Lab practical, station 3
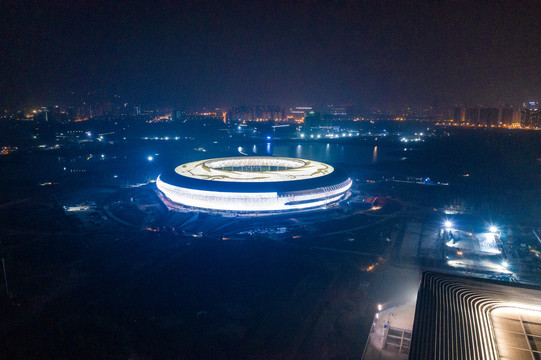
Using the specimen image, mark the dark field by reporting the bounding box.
[0,127,539,359]
[0,191,384,359]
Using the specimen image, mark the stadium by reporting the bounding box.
[156,156,352,212]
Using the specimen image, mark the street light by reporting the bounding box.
[147,156,154,161]
[444,220,453,229]
[489,225,498,233]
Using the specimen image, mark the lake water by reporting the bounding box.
[236,140,404,166]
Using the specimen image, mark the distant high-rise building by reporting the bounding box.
[465,108,480,125]
[228,105,283,123]
[289,106,313,120]
[521,101,540,128]
[303,111,322,132]
[321,104,357,121]
[453,107,465,123]
[479,108,499,126]
[184,112,223,126]
[499,106,518,126]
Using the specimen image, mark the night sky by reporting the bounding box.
[1,0,540,108]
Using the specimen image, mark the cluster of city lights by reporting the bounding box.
[400,137,422,143]
[141,136,188,141]
[299,132,360,139]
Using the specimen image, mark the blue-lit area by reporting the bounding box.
[442,219,511,274]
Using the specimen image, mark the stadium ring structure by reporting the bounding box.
[156,156,352,212]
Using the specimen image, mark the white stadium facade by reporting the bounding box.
[156,156,352,212]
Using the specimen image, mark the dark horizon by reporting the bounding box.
[1,1,540,109]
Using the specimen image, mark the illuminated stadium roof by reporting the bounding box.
[157,156,351,212]
[176,157,333,182]
[410,272,541,360]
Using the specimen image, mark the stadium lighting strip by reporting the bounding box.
[156,156,352,212]
[156,176,352,212]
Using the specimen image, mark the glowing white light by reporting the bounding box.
[444,220,453,229]
[489,225,498,233]
[377,304,382,311]
[157,176,351,212]
[157,157,351,212]
[478,233,501,254]
[175,157,333,183]
[147,156,154,161]
[447,259,511,274]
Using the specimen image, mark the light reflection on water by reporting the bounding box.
[244,142,405,165]
[260,142,403,165]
